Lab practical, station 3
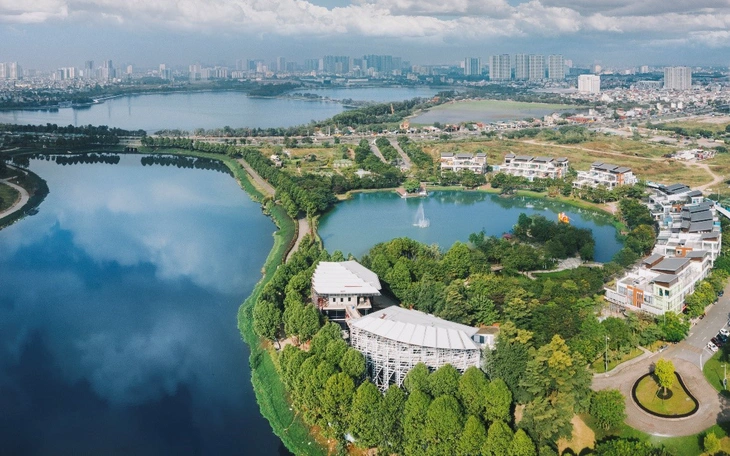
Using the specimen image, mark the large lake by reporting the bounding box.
[0,87,438,133]
[318,191,622,263]
[0,155,289,455]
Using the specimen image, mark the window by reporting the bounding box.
[348,297,352,302]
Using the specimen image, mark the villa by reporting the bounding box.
[499,154,569,181]
[573,162,638,190]
[311,261,381,321]
[439,152,488,174]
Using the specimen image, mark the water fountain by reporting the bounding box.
[413,202,430,228]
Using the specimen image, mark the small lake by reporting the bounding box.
[0,87,438,133]
[0,155,289,455]
[318,191,622,263]
[410,99,579,125]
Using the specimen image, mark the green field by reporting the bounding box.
[0,182,20,212]
[634,374,697,416]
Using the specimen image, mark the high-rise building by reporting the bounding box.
[547,55,565,80]
[84,60,94,79]
[464,57,481,76]
[640,65,649,74]
[664,66,692,90]
[100,60,113,81]
[489,54,511,80]
[323,56,350,74]
[363,55,394,74]
[304,59,320,72]
[514,54,529,80]
[276,57,287,73]
[578,74,601,94]
[528,55,544,80]
[6,62,20,80]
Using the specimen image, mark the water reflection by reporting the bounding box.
[0,155,286,455]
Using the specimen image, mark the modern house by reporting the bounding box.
[347,306,490,391]
[573,162,638,190]
[439,152,488,174]
[604,184,721,316]
[311,261,381,321]
[500,154,569,181]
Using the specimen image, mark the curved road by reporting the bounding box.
[0,179,30,219]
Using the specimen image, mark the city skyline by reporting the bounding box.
[2,0,730,70]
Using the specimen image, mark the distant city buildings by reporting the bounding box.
[547,55,565,80]
[664,66,692,90]
[578,74,601,93]
[0,62,21,80]
[464,57,481,76]
[489,54,511,81]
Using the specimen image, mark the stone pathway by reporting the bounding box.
[369,141,388,163]
[389,138,412,170]
[286,216,310,263]
[237,158,275,198]
[0,178,30,220]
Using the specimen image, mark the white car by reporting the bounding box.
[708,342,719,352]
[720,328,730,337]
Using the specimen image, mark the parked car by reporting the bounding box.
[719,290,724,297]
[712,337,724,347]
[708,342,719,352]
[720,328,730,337]
[718,333,729,343]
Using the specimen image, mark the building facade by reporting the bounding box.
[528,55,545,80]
[547,55,565,80]
[514,54,529,80]
[500,154,569,181]
[464,57,481,76]
[489,54,511,80]
[440,152,488,174]
[348,307,488,390]
[573,162,637,189]
[664,66,692,90]
[578,74,601,93]
[311,261,382,321]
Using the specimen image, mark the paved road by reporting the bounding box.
[237,158,275,197]
[286,217,310,263]
[670,294,730,369]
[0,178,30,219]
[389,138,412,170]
[369,141,388,164]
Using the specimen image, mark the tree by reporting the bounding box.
[590,389,626,430]
[520,394,575,446]
[458,415,488,456]
[654,358,675,396]
[509,429,536,456]
[379,385,406,454]
[429,364,461,398]
[484,378,513,424]
[339,348,366,380]
[458,366,489,418]
[252,300,282,343]
[593,438,669,456]
[348,381,382,448]
[320,373,355,440]
[404,362,431,395]
[660,312,690,342]
[404,178,421,193]
[704,432,721,455]
[403,390,431,455]
[424,395,464,455]
[485,420,514,456]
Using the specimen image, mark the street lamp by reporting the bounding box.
[605,335,610,373]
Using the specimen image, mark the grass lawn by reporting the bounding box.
[590,347,644,373]
[0,182,20,212]
[702,350,730,397]
[634,374,697,416]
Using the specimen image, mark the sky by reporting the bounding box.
[2,0,730,70]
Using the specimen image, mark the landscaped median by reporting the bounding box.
[703,350,730,396]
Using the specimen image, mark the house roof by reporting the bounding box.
[652,274,679,286]
[642,254,665,267]
[312,261,382,296]
[652,257,691,274]
[349,306,480,350]
[688,220,715,233]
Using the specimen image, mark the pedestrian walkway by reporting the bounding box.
[0,178,30,220]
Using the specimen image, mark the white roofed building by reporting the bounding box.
[573,162,637,190]
[348,306,490,390]
[311,261,381,321]
[500,154,569,181]
[439,152,488,174]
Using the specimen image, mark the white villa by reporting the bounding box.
[348,306,492,391]
[439,152,488,174]
[573,162,638,190]
[604,184,721,316]
[500,154,569,181]
[311,261,381,321]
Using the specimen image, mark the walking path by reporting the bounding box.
[389,138,412,170]
[286,216,310,263]
[0,179,30,220]
[237,158,275,197]
[369,141,388,164]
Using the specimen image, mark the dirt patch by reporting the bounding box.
[557,415,596,455]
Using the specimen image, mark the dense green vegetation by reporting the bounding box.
[0,123,145,149]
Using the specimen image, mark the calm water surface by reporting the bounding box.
[318,191,622,262]
[0,155,289,455]
[0,87,436,132]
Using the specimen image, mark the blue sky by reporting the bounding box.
[2,0,729,70]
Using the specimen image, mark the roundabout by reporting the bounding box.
[631,372,699,418]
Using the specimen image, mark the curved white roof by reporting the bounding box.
[312,261,381,295]
[349,306,480,350]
